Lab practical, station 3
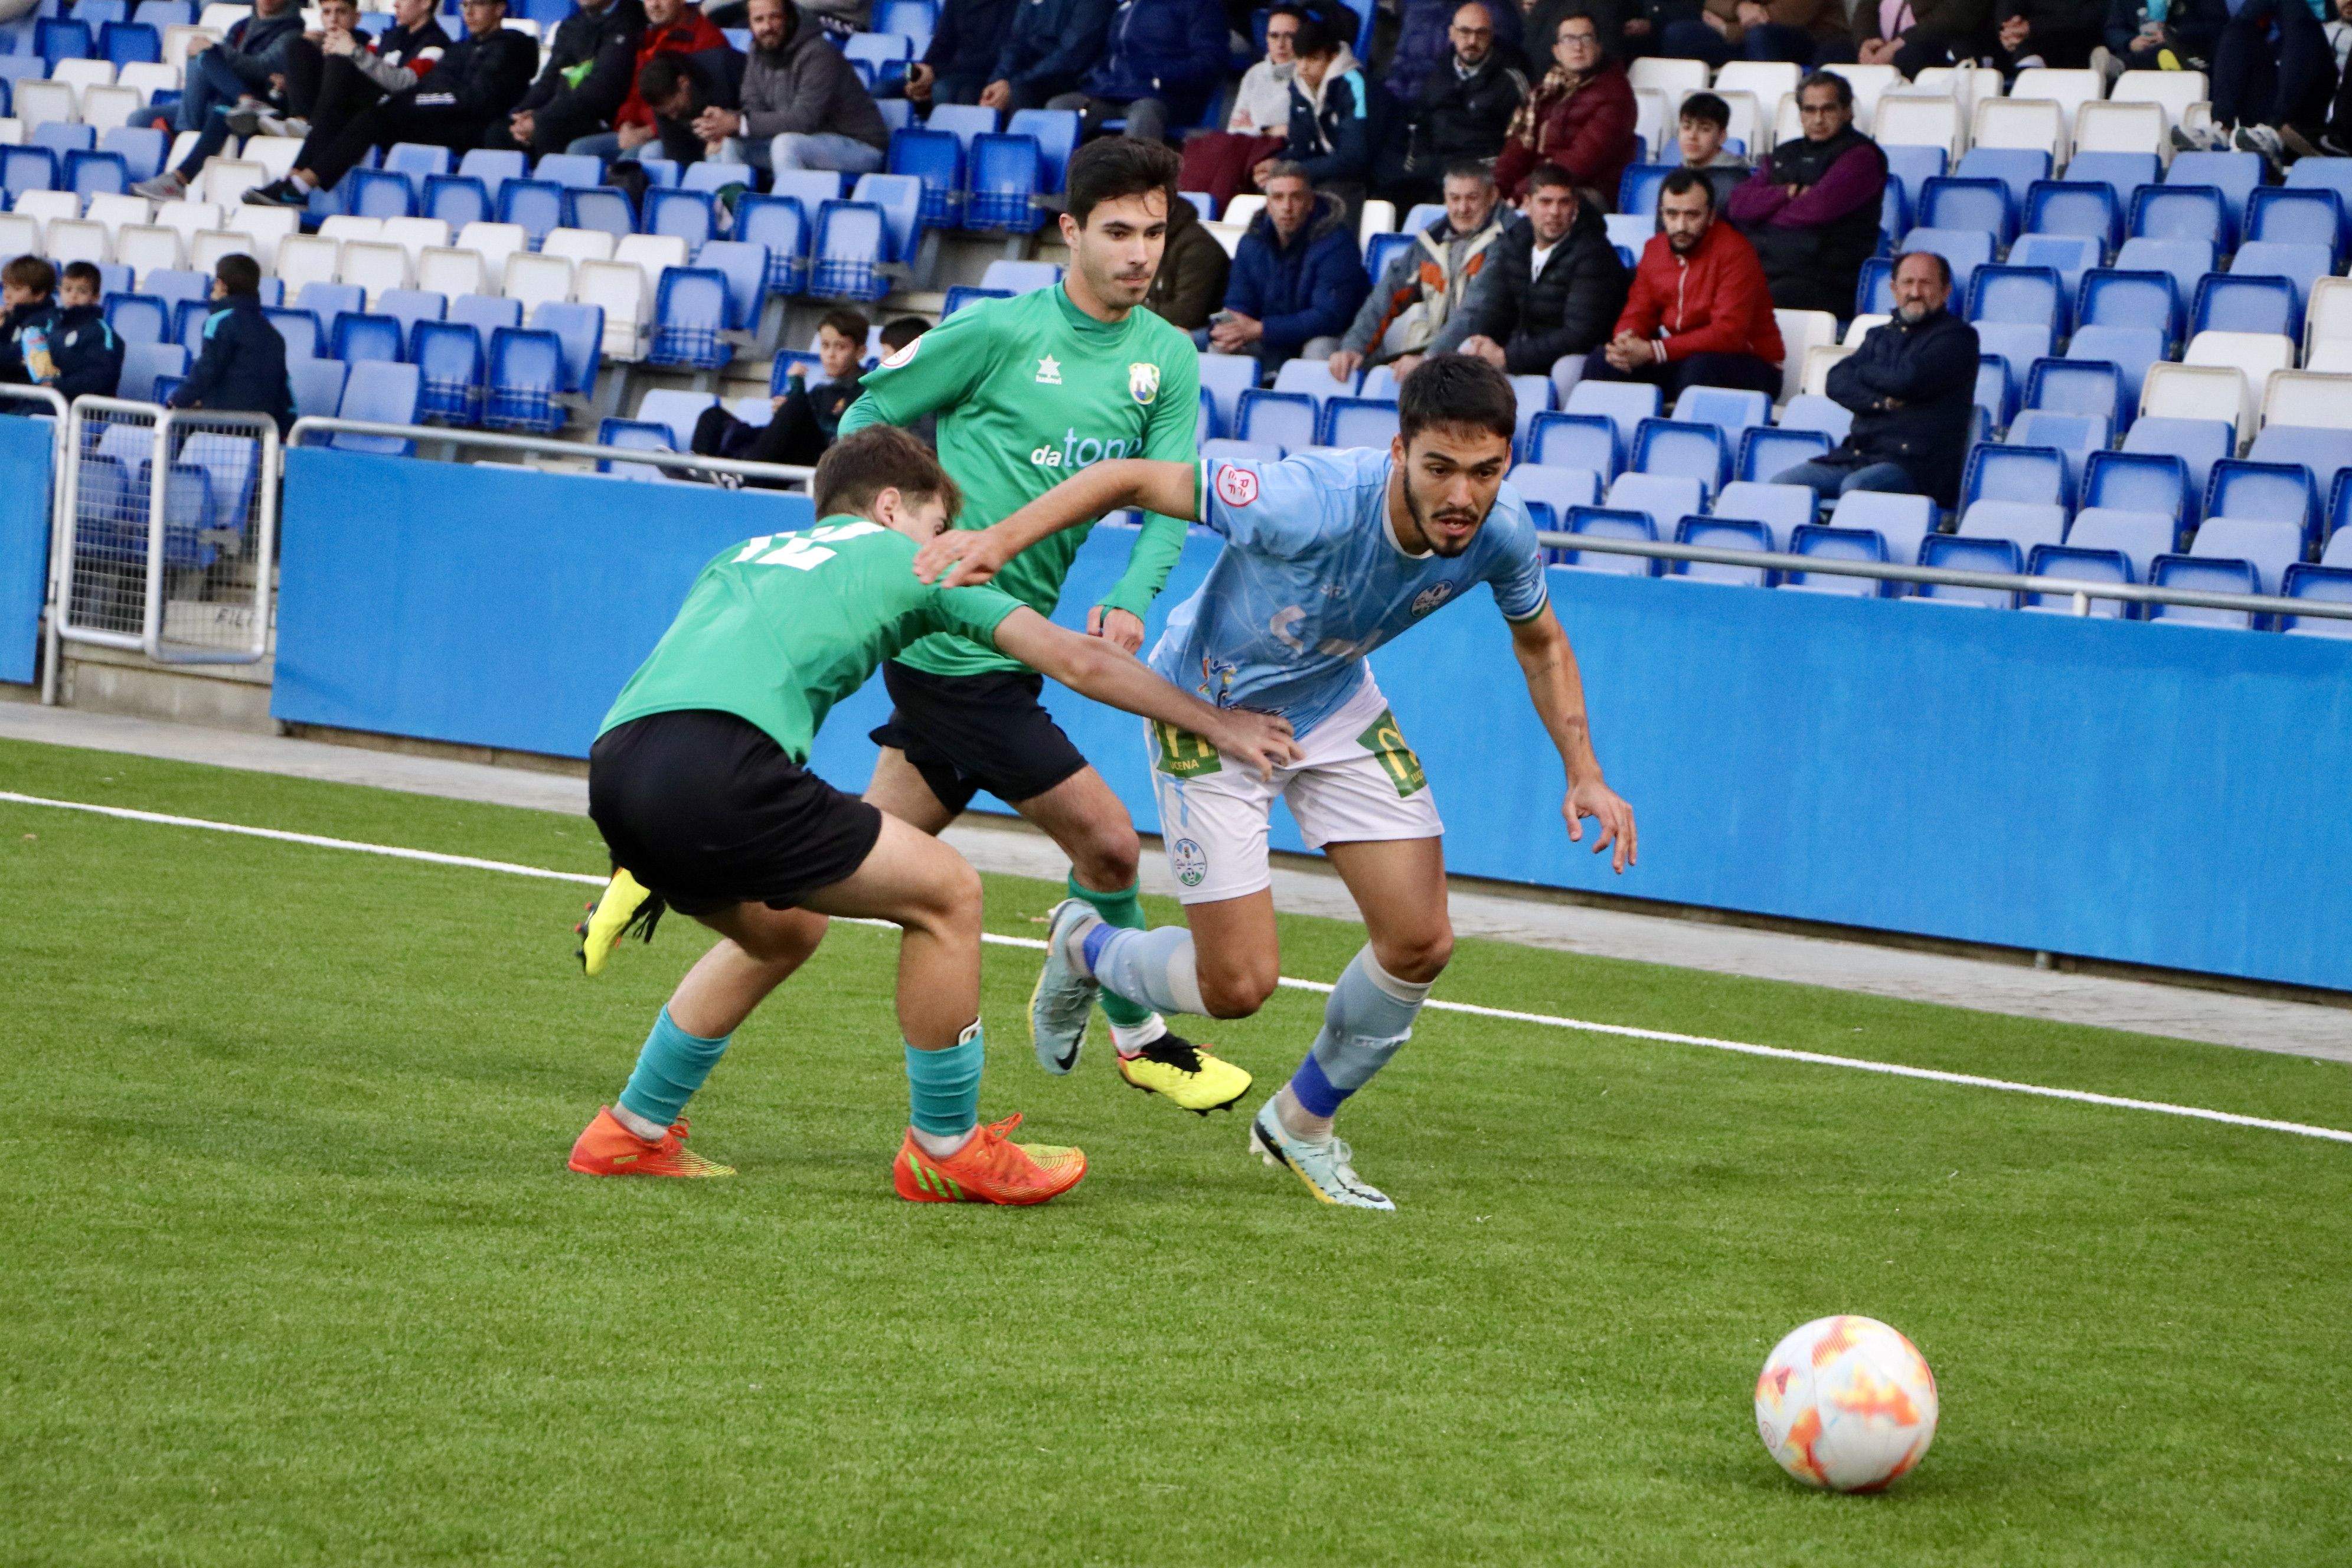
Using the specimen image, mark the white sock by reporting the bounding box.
[1110,1016,1167,1056]
[290,170,315,192]
[1273,1084,1333,1144]
[910,1124,976,1158]
[610,1102,668,1142]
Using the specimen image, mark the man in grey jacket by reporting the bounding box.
[691,0,888,173]
[1325,163,1504,383]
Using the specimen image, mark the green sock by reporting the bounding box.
[1067,873,1154,1030]
[904,1025,984,1138]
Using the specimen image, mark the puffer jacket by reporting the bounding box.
[1826,308,1981,507]
[739,5,887,149]
[1613,217,1784,365]
[1142,194,1232,331]
[1431,200,1628,373]
[514,0,646,126]
[1492,57,1636,205]
[1224,190,1373,360]
[1080,0,1230,123]
[992,0,1117,99]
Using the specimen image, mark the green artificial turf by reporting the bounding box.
[4,735,2350,1567]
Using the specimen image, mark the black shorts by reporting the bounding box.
[867,661,1090,815]
[587,709,884,916]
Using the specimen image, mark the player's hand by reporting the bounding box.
[915,527,1011,587]
[1088,605,1144,652]
[1564,776,1636,874]
[1209,708,1300,781]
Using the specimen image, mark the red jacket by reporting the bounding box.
[1613,218,1785,365]
[1492,58,1636,207]
[612,8,730,129]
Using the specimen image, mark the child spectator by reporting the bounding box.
[695,308,886,477]
[168,254,294,432]
[0,257,126,400]
[1677,91,1751,211]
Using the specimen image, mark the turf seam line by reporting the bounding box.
[9,788,2349,1149]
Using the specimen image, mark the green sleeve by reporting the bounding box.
[1095,342,1204,621]
[837,306,994,437]
[931,582,1027,646]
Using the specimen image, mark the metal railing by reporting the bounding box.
[54,398,281,666]
[2,384,73,705]
[284,417,820,488]
[1537,532,2352,625]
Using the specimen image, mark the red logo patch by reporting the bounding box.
[1215,463,1259,508]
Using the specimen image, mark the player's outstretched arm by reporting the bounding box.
[1508,605,1637,874]
[990,608,1300,780]
[915,459,1201,589]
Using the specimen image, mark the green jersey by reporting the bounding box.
[837,284,1201,678]
[599,518,1025,762]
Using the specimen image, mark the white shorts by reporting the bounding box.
[1145,677,1444,904]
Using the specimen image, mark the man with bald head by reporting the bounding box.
[1385,1,1527,206]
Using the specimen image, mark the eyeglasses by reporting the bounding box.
[1449,24,1491,35]
[1557,28,1598,45]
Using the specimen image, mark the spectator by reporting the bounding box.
[1851,0,1991,71]
[1384,4,1528,208]
[630,51,746,166]
[1386,0,1523,105]
[47,263,126,401]
[245,0,540,207]
[1423,161,1626,400]
[134,0,305,199]
[1660,0,1848,63]
[138,0,367,197]
[567,0,734,159]
[694,306,874,473]
[1529,0,1655,61]
[168,255,294,433]
[1177,4,1304,210]
[257,0,452,150]
[980,0,1117,112]
[1727,70,1886,316]
[1252,12,1386,203]
[1776,250,1977,506]
[2323,0,2352,152]
[1989,0,2106,68]
[1492,9,1638,209]
[900,0,1018,105]
[2204,0,2337,161]
[1675,91,1751,210]
[2104,0,2224,74]
[691,0,885,174]
[1581,168,1783,398]
[484,0,647,159]
[0,257,114,399]
[1142,181,1232,329]
[1331,161,1507,381]
[1051,0,1230,144]
[1210,161,1370,368]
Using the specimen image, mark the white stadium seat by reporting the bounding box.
[1972,96,2067,161]
[274,232,342,293]
[1821,63,1902,132]
[416,244,488,298]
[199,158,264,207]
[113,223,183,279]
[225,202,299,269]
[541,226,616,268]
[377,215,449,267]
[2073,100,2164,159]
[2261,371,2352,432]
[44,218,109,264]
[453,220,525,288]
[576,258,647,360]
[1873,92,1966,158]
[1774,309,1838,404]
[338,239,413,303]
[500,250,573,315]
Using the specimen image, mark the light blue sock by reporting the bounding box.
[1082,922,1207,1018]
[1287,946,1431,1118]
[905,1025,984,1137]
[618,1007,731,1128]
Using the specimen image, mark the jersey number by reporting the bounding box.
[732,521,883,571]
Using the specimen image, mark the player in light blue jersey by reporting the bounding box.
[916,357,1636,1209]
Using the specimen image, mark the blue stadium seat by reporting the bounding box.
[2189,274,2296,347]
[1509,464,1600,520]
[1882,144,1947,218]
[2224,239,2331,318]
[808,200,890,301]
[116,339,184,402]
[528,300,603,395]
[646,268,733,371]
[296,280,363,328]
[494,177,564,244]
[887,127,962,229]
[2165,149,2260,238]
[2146,553,2260,626]
[1897,227,1995,293]
[1616,162,1674,218]
[2026,356,2125,430]
[2022,179,2121,251]
[99,125,164,182]
[1959,497,2066,553]
[447,291,522,342]
[1562,380,1660,453]
[1781,522,1890,596]
[2081,451,2188,534]
[769,169,846,213]
[2183,514,2304,594]
[1955,146,2050,210]
[457,147,525,195]
[2130,182,2229,249]
[1235,388,1317,449]
[1968,264,2064,334]
[1604,473,1705,542]
[32,123,95,161]
[1710,480,1815,550]
[2121,417,2231,520]
[170,297,210,358]
[1965,440,2069,509]
[348,166,416,219]
[1320,396,1399,449]
[1674,384,1769,442]
[693,239,767,330]
[2074,267,2181,344]
[1,145,56,197]
[103,291,165,344]
[2280,560,2352,635]
[534,152,603,188]
[1195,352,1256,437]
[2067,504,2178,581]
[266,306,321,361]
[1555,505,1658,575]
[1916,531,2024,607]
[1775,395,1851,442]
[1737,426,1830,486]
[2284,156,2352,210]
[287,353,347,420]
[411,318,484,423]
[1507,374,1555,453]
[1527,411,1620,477]
[1005,107,1077,190]
[2005,409,2106,496]
[734,194,809,295]
[2245,185,2343,265]
[37,17,92,67]
[2205,458,2320,544]
[329,311,404,365]
[1854,255,1894,316]
[1919,177,2016,244]
[101,19,159,64]
[421,173,488,230]
[678,161,747,197]
[2249,423,2352,506]
[631,389,717,450]
[1974,352,2016,429]
[2060,152,2158,213]
[851,172,925,262]
[1827,489,1934,571]
[2112,237,2213,315]
[1200,437,1282,468]
[1363,229,1416,286]
[647,187,716,247]
[2063,325,2164,408]
[1631,417,1727,496]
[583,416,674,481]
[331,359,423,453]
[968,135,1046,232]
[482,326,567,433]
[1670,514,1774,585]
[2018,543,2133,615]
[562,186,635,241]
[63,148,125,197]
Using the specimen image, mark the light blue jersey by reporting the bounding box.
[1148,446,1551,736]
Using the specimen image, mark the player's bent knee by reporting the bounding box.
[1199,962,1279,1020]
[1378,924,1453,985]
[1070,822,1141,888]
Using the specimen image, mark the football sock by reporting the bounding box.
[289,170,315,192]
[905,1023,984,1157]
[616,1007,731,1133]
[1080,923,1207,1018]
[1283,946,1432,1134]
[1067,874,1157,1034]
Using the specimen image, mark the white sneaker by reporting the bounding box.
[1249,1100,1395,1210]
[1028,898,1101,1076]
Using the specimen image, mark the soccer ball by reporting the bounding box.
[1753,1315,1939,1492]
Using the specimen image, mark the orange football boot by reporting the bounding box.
[892,1113,1087,1205]
[567,1106,735,1177]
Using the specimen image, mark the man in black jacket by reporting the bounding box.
[485,0,648,157]
[1417,161,1628,397]
[246,0,540,206]
[262,0,453,143]
[900,0,1017,104]
[1773,251,1978,508]
[1384,2,1526,207]
[168,255,294,435]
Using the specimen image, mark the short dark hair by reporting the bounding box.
[1525,161,1576,195]
[60,260,102,292]
[1066,135,1181,227]
[1678,91,1729,130]
[2,254,53,294]
[814,425,963,520]
[215,253,262,296]
[817,306,870,344]
[1893,249,1954,288]
[635,54,687,107]
[879,315,928,352]
[1658,166,1716,213]
[1397,353,1517,446]
[1292,12,1338,55]
[1440,159,1494,188]
[1552,6,1605,52]
[1797,69,1853,109]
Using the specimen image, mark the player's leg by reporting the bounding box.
[863,744,961,835]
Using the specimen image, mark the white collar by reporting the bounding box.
[1383,476,1435,559]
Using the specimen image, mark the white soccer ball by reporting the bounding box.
[1753,1315,1939,1492]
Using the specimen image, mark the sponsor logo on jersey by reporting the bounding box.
[1411,582,1456,616]
[1128,361,1159,405]
[1215,463,1259,508]
[1035,354,1062,384]
[1030,427,1144,469]
[1171,838,1208,887]
[879,334,920,370]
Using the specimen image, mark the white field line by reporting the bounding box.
[8,789,2350,1148]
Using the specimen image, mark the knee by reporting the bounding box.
[1376,923,1453,986]
[928,856,985,935]
[1199,963,1278,1020]
[1068,819,1141,888]
[740,909,828,968]
[770,132,805,168]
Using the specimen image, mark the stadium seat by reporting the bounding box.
[808,200,889,302]
[2245,185,2344,266]
[646,186,716,247]
[849,171,925,264]
[2205,458,2320,547]
[1562,380,1659,455]
[423,174,489,230]
[1781,521,1891,595]
[328,311,403,365]
[287,353,347,420]
[1320,396,1399,450]
[1711,480,1815,550]
[1776,395,1851,443]
[2063,325,2164,409]
[1195,352,1255,439]
[2026,357,2126,430]
[561,185,635,243]
[116,337,184,401]
[2183,514,2303,594]
[966,133,1044,233]
[1968,263,2065,335]
[2130,182,2229,250]
[1919,176,2015,244]
[2015,544,2129,618]
[1200,436,1280,469]
[1527,412,1620,478]
[2067,504,2178,580]
[593,416,678,482]
[733,194,808,296]
[2006,409,2107,496]
[2191,272,2296,344]
[2114,418,2230,520]
[2145,553,2260,626]
[541,226,615,269]
[1272,355,1350,406]
[453,220,526,289]
[1673,385,1769,444]
[1630,417,1727,496]
[1616,162,1673,221]
[1234,388,1317,450]
[1005,108,1077,191]
[1965,439,2069,511]
[265,306,321,361]
[533,153,603,189]
[482,326,566,433]
[456,148,525,197]
[103,290,165,345]
[643,267,731,371]
[2280,554,2352,635]
[1555,504,1658,576]
[886,126,961,229]
[1897,226,1994,292]
[1876,92,1965,157]
[330,358,423,453]
[2060,151,2158,211]
[1508,463,1600,520]
[493,177,564,244]
[2021,180,2121,251]
[2080,452,2189,541]
[1736,426,1830,486]
[1826,489,1933,571]
[1853,256,1894,317]
[529,300,602,396]
[1670,514,1773,586]
[1955,146,2049,210]
[1603,472,1704,541]
[1970,96,2064,163]
[694,239,767,330]
[1959,496,2067,553]
[2165,150,2261,237]
[1915,531,2024,608]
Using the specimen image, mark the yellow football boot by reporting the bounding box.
[576,867,662,976]
[1116,1033,1253,1115]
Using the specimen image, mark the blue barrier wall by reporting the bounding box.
[276,456,2352,992]
[0,418,54,686]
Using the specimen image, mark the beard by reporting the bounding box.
[1404,480,1481,557]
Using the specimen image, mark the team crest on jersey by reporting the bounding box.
[1214,463,1258,508]
[880,334,920,370]
[1411,582,1457,616]
[1128,361,1160,405]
